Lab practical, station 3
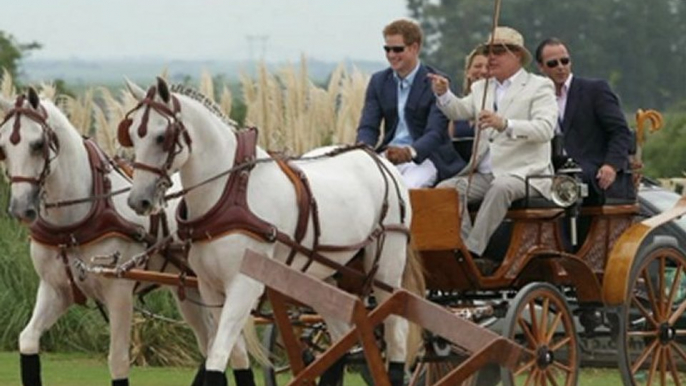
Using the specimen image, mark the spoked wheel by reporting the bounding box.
[261,322,331,386]
[408,336,498,386]
[261,322,375,386]
[618,238,686,386]
[501,282,579,386]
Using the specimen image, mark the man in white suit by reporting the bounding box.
[429,26,558,260]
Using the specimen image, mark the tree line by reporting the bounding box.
[407,0,686,112]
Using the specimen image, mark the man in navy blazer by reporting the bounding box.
[357,19,465,188]
[536,38,634,203]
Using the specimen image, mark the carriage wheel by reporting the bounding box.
[261,322,375,386]
[501,282,579,386]
[262,323,330,386]
[408,336,499,386]
[617,238,686,386]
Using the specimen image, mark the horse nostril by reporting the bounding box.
[24,209,37,221]
[140,199,151,210]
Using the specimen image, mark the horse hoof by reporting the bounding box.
[112,379,129,386]
[203,370,227,386]
[191,362,206,386]
[317,356,346,386]
[389,361,406,386]
[232,368,256,386]
[20,353,42,386]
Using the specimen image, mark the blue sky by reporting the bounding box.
[6,0,409,62]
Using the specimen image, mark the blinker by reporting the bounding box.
[118,118,133,147]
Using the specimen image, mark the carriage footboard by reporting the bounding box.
[240,249,527,386]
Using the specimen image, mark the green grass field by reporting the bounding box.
[0,351,626,386]
[0,352,199,386]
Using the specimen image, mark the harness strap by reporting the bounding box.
[272,229,400,293]
[273,158,320,266]
[176,135,409,294]
[57,248,87,305]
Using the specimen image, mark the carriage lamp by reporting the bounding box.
[551,162,589,247]
[551,175,582,208]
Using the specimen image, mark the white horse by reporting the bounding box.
[0,88,256,386]
[121,78,423,386]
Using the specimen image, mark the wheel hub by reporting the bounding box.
[659,323,676,344]
[536,346,554,368]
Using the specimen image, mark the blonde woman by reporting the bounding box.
[452,49,489,159]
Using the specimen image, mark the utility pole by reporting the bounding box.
[246,35,269,62]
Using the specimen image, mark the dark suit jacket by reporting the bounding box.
[356,64,466,181]
[561,76,634,201]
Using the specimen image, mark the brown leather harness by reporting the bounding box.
[175,128,409,294]
[0,92,188,304]
[28,140,153,304]
[119,88,410,295]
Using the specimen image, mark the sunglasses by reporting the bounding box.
[383,45,406,54]
[480,44,518,56]
[545,57,571,68]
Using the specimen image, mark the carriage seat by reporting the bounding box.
[466,196,564,221]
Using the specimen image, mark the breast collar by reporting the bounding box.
[176,128,276,243]
[29,139,146,247]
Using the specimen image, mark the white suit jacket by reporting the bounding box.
[438,70,558,197]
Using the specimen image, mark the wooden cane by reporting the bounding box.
[463,0,502,216]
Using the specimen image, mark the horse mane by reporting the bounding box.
[41,97,80,138]
[169,84,238,129]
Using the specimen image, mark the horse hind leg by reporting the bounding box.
[20,280,72,386]
[363,234,411,386]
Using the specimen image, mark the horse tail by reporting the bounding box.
[401,247,426,364]
[243,317,271,367]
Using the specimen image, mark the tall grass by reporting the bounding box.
[241,57,369,154]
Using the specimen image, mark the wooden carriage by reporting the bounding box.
[407,185,686,386]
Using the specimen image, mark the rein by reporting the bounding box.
[164,143,372,201]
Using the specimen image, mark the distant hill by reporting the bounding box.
[19,58,387,86]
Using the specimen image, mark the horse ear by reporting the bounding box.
[27,87,40,109]
[157,76,170,104]
[124,77,146,101]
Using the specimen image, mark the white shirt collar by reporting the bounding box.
[394,62,421,88]
[495,68,525,88]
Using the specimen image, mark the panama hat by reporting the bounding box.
[478,26,532,65]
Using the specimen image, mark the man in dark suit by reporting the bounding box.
[357,19,465,188]
[536,37,634,203]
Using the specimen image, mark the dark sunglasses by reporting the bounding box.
[480,44,518,56]
[383,45,406,54]
[545,57,571,68]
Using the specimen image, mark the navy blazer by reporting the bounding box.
[356,64,465,181]
[561,76,634,200]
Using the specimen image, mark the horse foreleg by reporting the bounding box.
[19,280,72,386]
[194,278,257,386]
[202,275,263,386]
[173,287,212,357]
[103,283,134,386]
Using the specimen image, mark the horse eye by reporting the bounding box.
[31,141,45,153]
[155,134,166,145]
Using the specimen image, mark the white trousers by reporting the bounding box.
[438,173,538,255]
[395,159,438,189]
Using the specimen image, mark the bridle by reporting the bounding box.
[118,86,192,188]
[0,94,60,188]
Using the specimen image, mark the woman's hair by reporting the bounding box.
[462,48,486,95]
